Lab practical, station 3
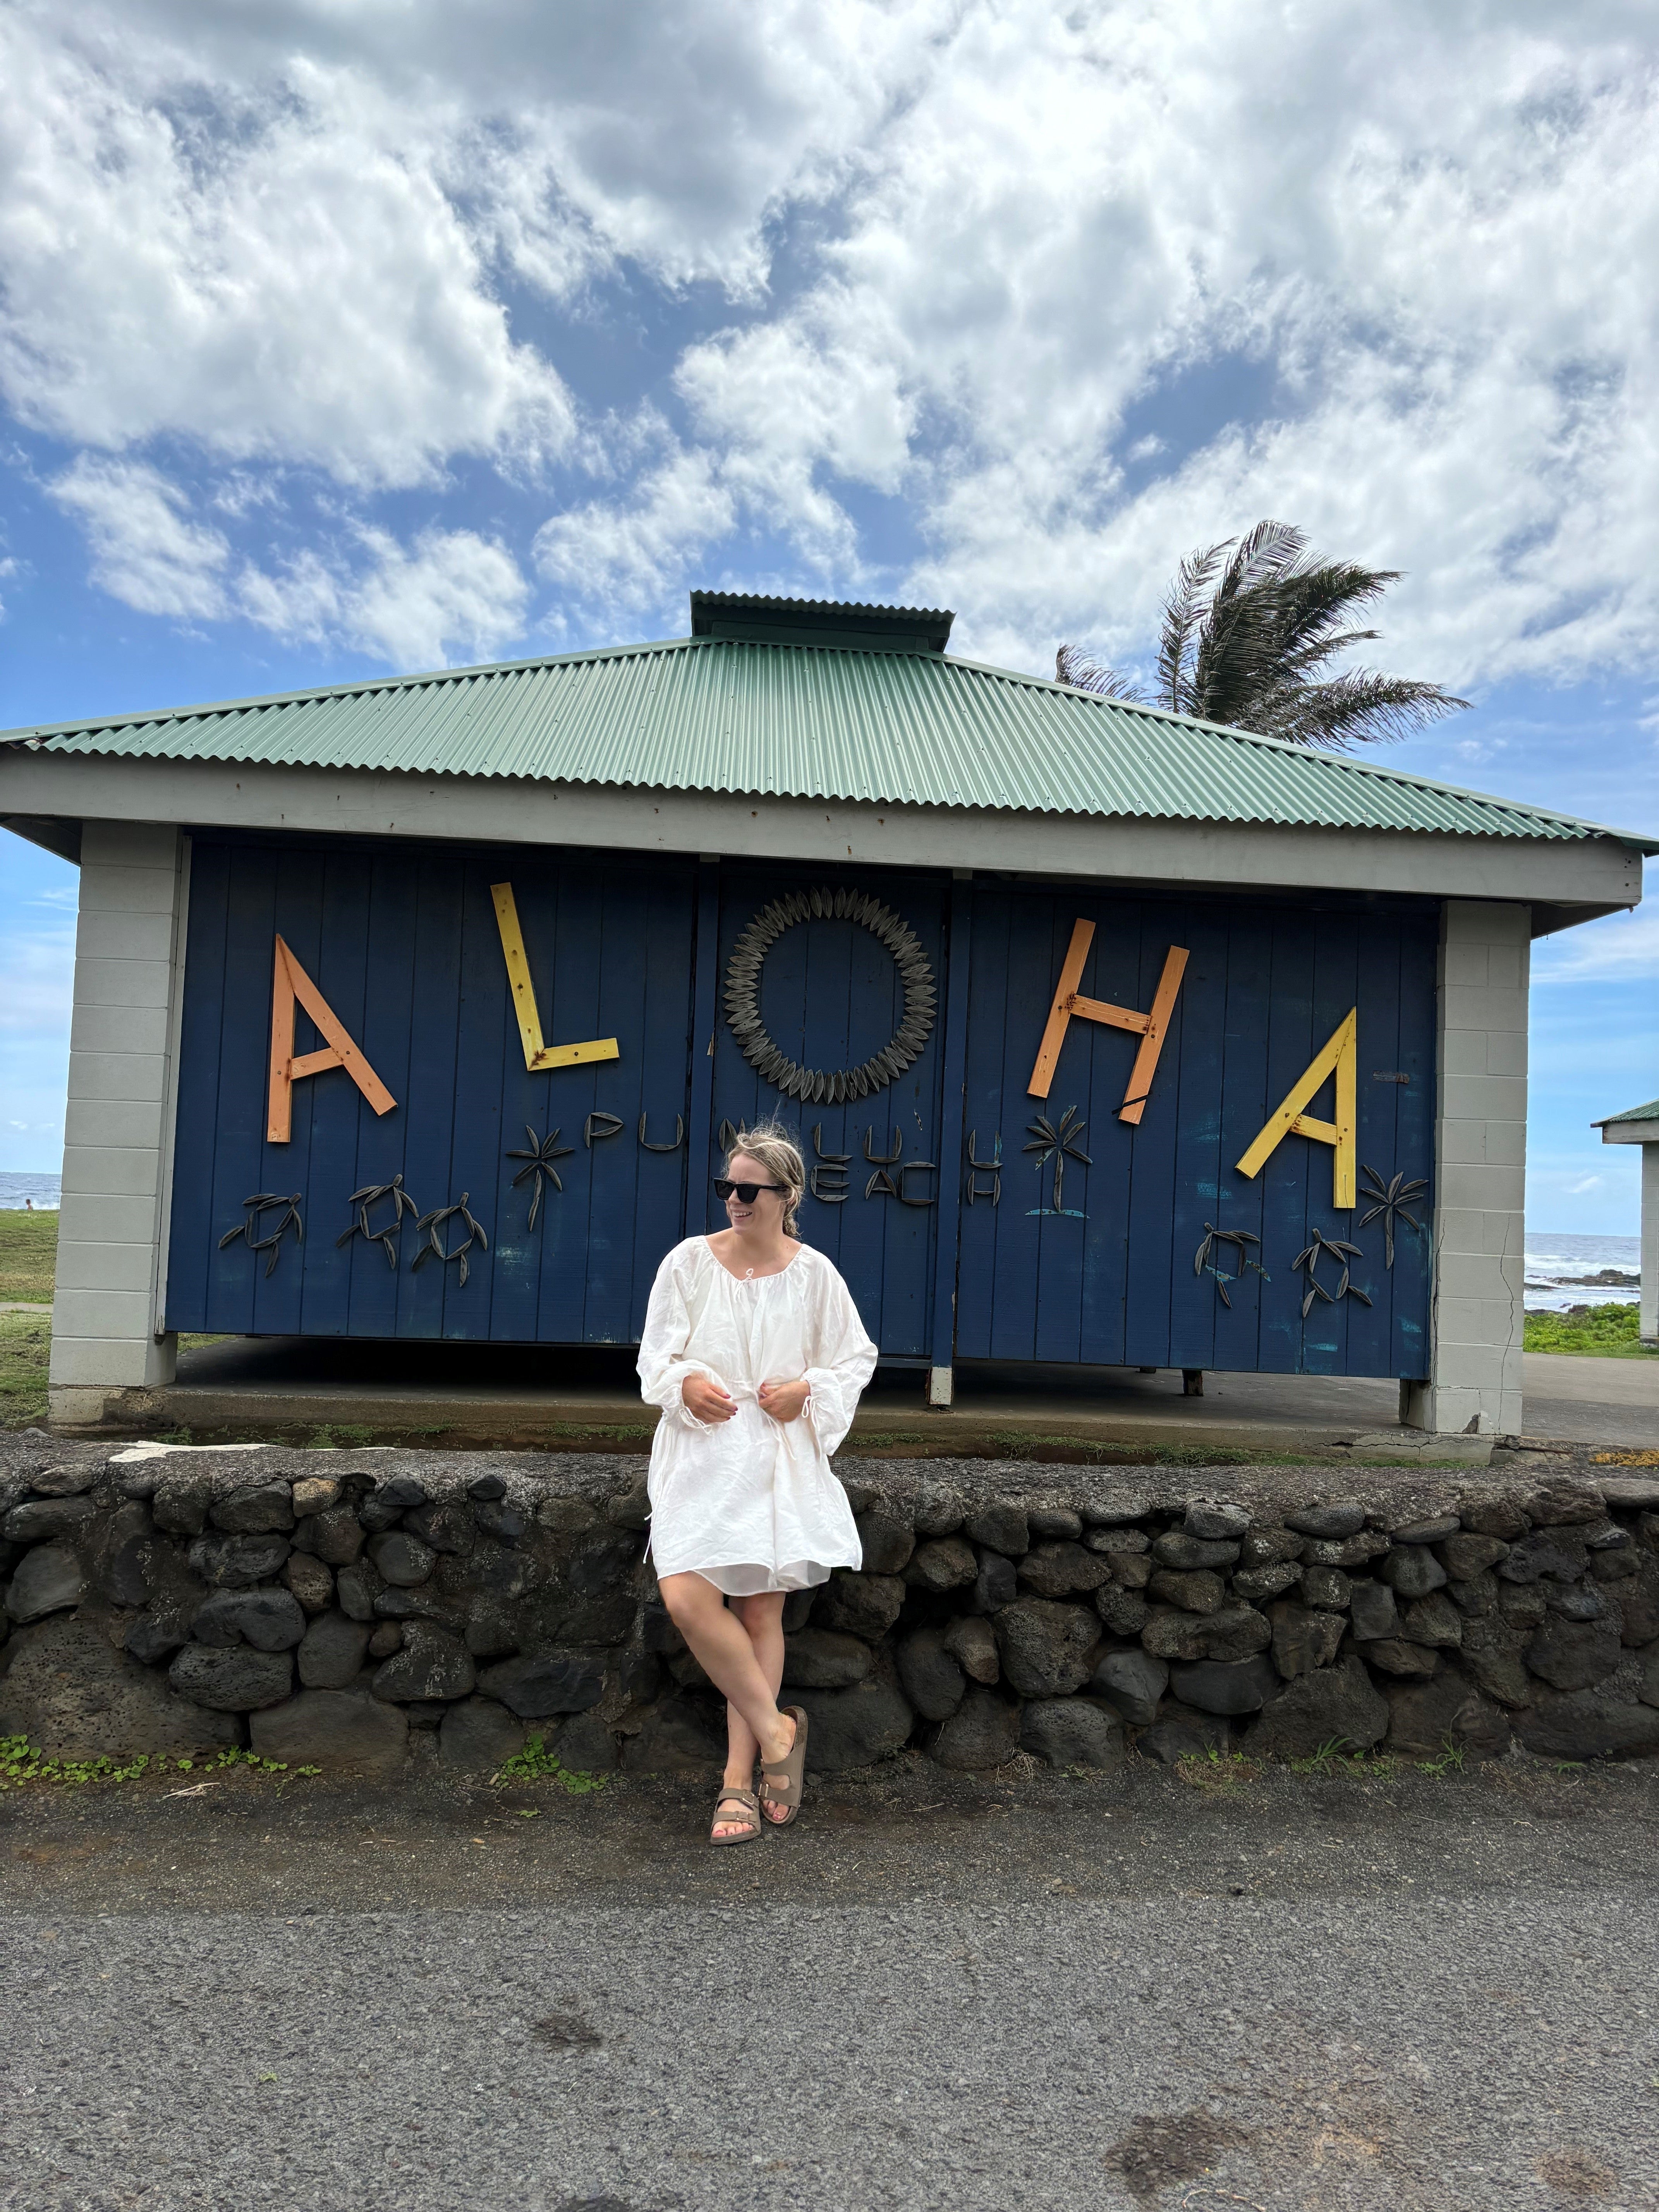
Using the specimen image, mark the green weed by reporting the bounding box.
[0,1736,319,1790]
[1289,1736,1395,1779]
[1175,1745,1259,1791]
[493,1736,608,1794]
[1416,1738,1466,1778]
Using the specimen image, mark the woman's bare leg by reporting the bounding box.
[659,1572,797,1821]
[725,1594,788,1821]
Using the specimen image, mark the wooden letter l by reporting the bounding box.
[267,936,397,1143]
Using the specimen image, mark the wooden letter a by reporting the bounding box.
[267,936,397,1143]
[1235,1009,1357,1209]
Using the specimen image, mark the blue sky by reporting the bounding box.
[2,0,1656,1230]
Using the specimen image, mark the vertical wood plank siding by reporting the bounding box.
[167,835,1435,1375]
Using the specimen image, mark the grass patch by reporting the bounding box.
[493,1735,608,1794]
[1175,1746,1260,1792]
[0,1207,58,1303]
[0,1318,229,1432]
[1416,1738,1466,1778]
[1287,1735,1397,1779]
[1525,1302,1656,1357]
[0,1309,52,1428]
[0,1737,319,1790]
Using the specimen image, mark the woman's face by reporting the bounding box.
[724,1152,788,1237]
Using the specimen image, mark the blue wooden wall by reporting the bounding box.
[951,886,1436,1378]
[166,835,1436,1376]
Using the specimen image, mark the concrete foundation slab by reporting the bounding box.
[44,1333,1511,1464]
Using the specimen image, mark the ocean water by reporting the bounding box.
[1525,1231,1642,1312]
[0,1171,60,1210]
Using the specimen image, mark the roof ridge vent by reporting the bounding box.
[689,589,953,654]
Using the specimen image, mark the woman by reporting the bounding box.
[638,1120,878,1843]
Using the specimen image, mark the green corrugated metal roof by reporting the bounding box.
[1595,1097,1659,1127]
[5,632,1656,850]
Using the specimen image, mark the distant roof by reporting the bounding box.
[1594,1097,1659,1128]
[5,600,1657,850]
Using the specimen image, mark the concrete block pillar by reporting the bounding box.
[49,823,189,1416]
[1644,1145,1659,1347]
[1400,900,1529,1439]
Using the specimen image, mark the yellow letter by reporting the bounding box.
[1235,1009,1357,1209]
[490,884,620,1074]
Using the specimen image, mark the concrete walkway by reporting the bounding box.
[51,1329,1650,1459]
[127,1334,1445,1460]
[1521,1350,1659,1449]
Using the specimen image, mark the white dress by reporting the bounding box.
[637,1237,879,1595]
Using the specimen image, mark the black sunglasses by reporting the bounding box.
[714,1178,787,1203]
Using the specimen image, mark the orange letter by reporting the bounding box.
[1027,919,1188,1124]
[267,937,397,1143]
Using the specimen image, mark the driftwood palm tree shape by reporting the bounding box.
[507,1126,575,1231]
[220,1192,304,1278]
[1193,1223,1267,1308]
[1057,520,1468,751]
[1358,1165,1427,1269]
[412,1193,489,1287]
[1291,1228,1372,1319]
[336,1173,419,1268]
[1025,1106,1092,1216]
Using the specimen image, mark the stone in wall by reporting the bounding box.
[0,1611,238,1758]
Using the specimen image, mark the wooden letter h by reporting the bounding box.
[1026,919,1189,1123]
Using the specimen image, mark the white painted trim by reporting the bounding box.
[0,750,1642,912]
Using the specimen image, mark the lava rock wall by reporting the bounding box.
[3,1442,1657,1775]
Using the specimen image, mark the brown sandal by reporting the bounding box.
[759,1706,809,1828]
[709,1785,763,1846]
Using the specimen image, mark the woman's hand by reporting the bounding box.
[758,1376,810,1423]
[682,1374,737,1424]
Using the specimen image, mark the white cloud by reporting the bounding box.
[240,525,532,668]
[51,453,530,666]
[49,457,230,619]
[1533,897,1659,983]
[334,526,532,669]
[534,445,737,624]
[0,13,574,488]
[9,0,1659,700]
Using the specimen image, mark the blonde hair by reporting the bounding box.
[726,1119,807,1237]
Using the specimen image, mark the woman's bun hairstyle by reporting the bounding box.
[726,1120,807,1237]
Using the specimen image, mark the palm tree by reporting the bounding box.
[1056,519,1468,750]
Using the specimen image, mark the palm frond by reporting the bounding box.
[1134,517,1470,749]
[1269,670,1471,750]
[1156,538,1232,714]
[1054,644,1148,703]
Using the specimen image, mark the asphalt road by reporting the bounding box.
[3,1751,1657,2212]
